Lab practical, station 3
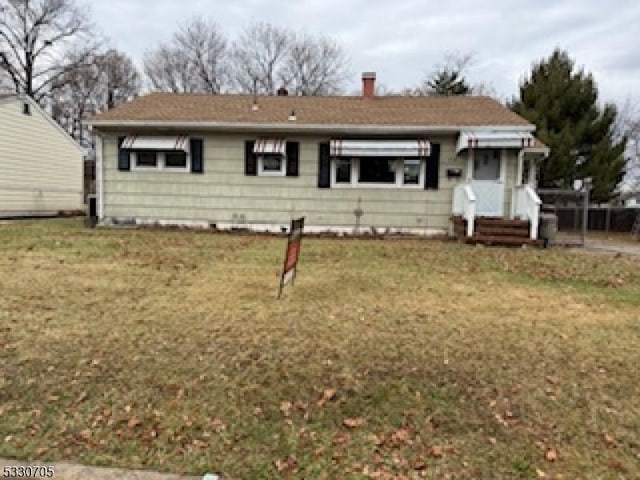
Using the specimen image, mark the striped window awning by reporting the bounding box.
[254,138,287,155]
[330,139,431,158]
[456,131,534,153]
[121,135,189,151]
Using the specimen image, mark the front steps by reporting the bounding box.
[451,216,542,247]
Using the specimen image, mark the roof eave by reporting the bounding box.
[89,120,536,134]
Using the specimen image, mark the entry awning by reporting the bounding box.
[330,139,431,157]
[254,138,286,155]
[121,135,189,151]
[456,131,534,153]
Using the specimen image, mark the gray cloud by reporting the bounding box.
[90,0,640,104]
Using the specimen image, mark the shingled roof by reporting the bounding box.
[91,92,533,128]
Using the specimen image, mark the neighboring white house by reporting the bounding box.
[616,139,640,207]
[0,94,84,217]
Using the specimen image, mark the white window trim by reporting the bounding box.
[258,153,286,177]
[131,151,191,172]
[330,157,426,189]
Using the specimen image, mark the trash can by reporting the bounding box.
[539,213,558,247]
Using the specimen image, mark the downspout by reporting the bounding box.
[95,134,104,220]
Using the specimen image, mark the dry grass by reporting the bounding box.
[1,219,639,479]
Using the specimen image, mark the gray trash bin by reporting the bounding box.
[539,213,558,247]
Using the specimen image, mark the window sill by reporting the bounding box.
[132,166,191,173]
[331,183,425,189]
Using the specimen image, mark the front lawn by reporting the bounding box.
[1,220,639,479]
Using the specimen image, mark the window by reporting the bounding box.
[258,153,285,176]
[22,103,31,115]
[359,157,396,183]
[335,159,352,183]
[403,159,421,185]
[330,156,425,188]
[165,151,188,169]
[131,151,190,171]
[135,151,158,168]
[473,149,501,181]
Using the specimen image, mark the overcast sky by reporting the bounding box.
[92,0,640,105]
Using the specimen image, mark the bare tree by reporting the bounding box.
[615,96,640,141]
[231,23,349,96]
[0,0,99,102]
[283,33,348,95]
[51,48,140,150]
[231,22,289,95]
[100,49,140,109]
[144,17,227,93]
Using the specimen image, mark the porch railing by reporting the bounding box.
[512,185,541,239]
[453,183,477,237]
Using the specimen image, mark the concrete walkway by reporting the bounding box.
[583,237,640,256]
[0,458,203,480]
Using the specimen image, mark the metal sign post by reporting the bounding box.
[278,217,305,298]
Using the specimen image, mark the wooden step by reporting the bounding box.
[475,226,530,237]
[465,235,542,247]
[475,217,529,228]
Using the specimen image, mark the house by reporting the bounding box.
[618,140,639,207]
[89,73,549,244]
[0,94,84,218]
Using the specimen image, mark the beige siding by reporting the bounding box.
[0,98,83,215]
[100,132,518,233]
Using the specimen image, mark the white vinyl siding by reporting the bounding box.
[0,98,83,216]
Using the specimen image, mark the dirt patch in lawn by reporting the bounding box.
[1,220,639,479]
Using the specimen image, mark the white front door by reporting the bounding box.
[472,149,504,217]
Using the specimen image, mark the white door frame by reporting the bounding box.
[467,148,506,217]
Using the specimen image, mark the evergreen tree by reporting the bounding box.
[426,69,471,96]
[510,49,626,201]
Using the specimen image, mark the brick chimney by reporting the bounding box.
[362,72,376,98]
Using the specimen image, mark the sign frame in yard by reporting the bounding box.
[278,217,305,298]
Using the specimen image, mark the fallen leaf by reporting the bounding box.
[74,391,88,404]
[488,437,497,445]
[127,416,141,429]
[370,434,385,446]
[333,432,351,445]
[280,401,292,417]
[545,449,558,462]
[274,455,297,472]
[536,468,547,478]
[603,432,617,447]
[431,445,444,458]
[317,388,337,407]
[546,375,560,385]
[343,417,365,428]
[391,427,412,444]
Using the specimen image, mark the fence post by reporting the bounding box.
[582,184,591,245]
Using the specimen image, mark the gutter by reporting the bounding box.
[88,120,536,134]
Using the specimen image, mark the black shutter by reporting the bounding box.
[425,143,440,190]
[245,140,257,176]
[190,138,204,174]
[286,141,300,177]
[318,142,330,188]
[117,136,130,171]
